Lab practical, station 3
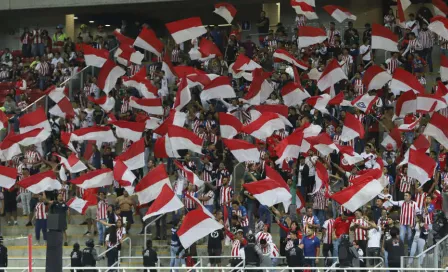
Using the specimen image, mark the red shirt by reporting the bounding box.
[432,194,443,211]
[404,114,416,124]
[333,216,355,238]
[83,188,99,206]
[439,153,447,171]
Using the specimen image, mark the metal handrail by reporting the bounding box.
[4,267,448,271]
[401,233,448,268]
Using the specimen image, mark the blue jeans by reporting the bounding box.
[35,219,47,241]
[205,205,214,215]
[97,219,106,244]
[313,209,325,227]
[400,225,413,252]
[258,205,272,225]
[170,246,185,272]
[332,238,341,264]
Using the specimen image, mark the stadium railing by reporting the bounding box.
[402,233,448,269]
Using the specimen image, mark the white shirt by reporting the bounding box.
[406,20,420,36]
[305,156,318,176]
[51,57,64,66]
[359,45,372,61]
[367,226,382,248]
[361,152,376,168]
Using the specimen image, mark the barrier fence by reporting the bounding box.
[402,234,448,269]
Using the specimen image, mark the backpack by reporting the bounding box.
[338,238,353,267]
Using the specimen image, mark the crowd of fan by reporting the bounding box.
[0,6,448,272]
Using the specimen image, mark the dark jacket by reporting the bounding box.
[143,248,158,267]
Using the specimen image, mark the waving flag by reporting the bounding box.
[328,91,353,107]
[306,93,331,113]
[341,112,365,141]
[398,0,412,24]
[222,139,260,162]
[143,184,184,221]
[331,169,387,212]
[298,26,327,48]
[113,29,135,45]
[44,86,66,103]
[154,135,180,158]
[187,73,219,88]
[372,24,399,52]
[433,0,448,16]
[243,179,291,207]
[317,59,347,91]
[71,169,113,189]
[168,125,203,155]
[135,164,172,204]
[390,68,425,96]
[310,161,329,195]
[273,49,309,70]
[97,60,126,95]
[162,54,177,84]
[67,197,89,215]
[243,69,274,105]
[185,193,214,218]
[70,126,117,143]
[174,160,204,187]
[198,38,223,61]
[113,159,136,194]
[19,107,51,134]
[178,209,223,249]
[291,1,318,20]
[201,76,236,101]
[49,97,75,119]
[292,0,315,6]
[17,170,61,194]
[112,121,146,142]
[219,112,242,139]
[0,165,17,189]
[115,44,144,66]
[242,112,285,140]
[129,97,163,115]
[54,153,87,173]
[398,117,421,132]
[275,131,303,165]
[323,5,357,23]
[363,65,392,91]
[88,95,115,113]
[1,128,51,155]
[214,2,237,24]
[134,26,164,57]
[122,67,158,98]
[232,54,262,72]
[173,75,192,111]
[337,145,364,165]
[381,127,403,150]
[429,16,448,41]
[0,111,8,131]
[308,133,339,156]
[424,112,448,148]
[166,17,207,44]
[395,91,417,118]
[153,110,187,136]
[281,81,310,106]
[250,104,292,127]
[83,44,109,68]
[436,81,448,103]
[407,149,437,185]
[416,94,447,113]
[351,93,378,113]
[116,138,146,170]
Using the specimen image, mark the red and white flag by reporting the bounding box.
[397,0,412,24]
[0,111,8,131]
[17,170,61,194]
[327,91,353,107]
[429,16,448,41]
[116,138,146,170]
[19,107,51,133]
[242,112,285,140]
[168,125,203,155]
[273,49,309,70]
[187,73,219,88]
[112,120,146,142]
[307,133,339,156]
[417,94,447,113]
[243,178,291,207]
[162,54,177,84]
[7,128,51,147]
[71,169,113,189]
[122,67,158,98]
[407,149,437,185]
[166,17,207,44]
[441,54,448,81]
[436,81,448,102]
[351,93,378,113]
[178,209,223,249]
[372,23,399,52]
[214,2,237,24]
[222,138,260,162]
[129,97,164,115]
[363,65,392,91]
[298,26,327,48]
[49,97,75,119]
[323,5,357,23]
[281,81,310,106]
[174,66,206,77]
[88,95,115,113]
[249,104,292,127]
[291,1,318,20]
[113,29,135,45]
[398,117,421,132]
[317,59,348,91]
[154,135,180,158]
[153,109,187,136]
[311,161,329,195]
[185,193,214,218]
[306,93,331,113]
[243,69,274,105]
[83,44,109,68]
[113,159,136,193]
[135,164,172,204]
[292,0,315,6]
[134,26,164,57]
[381,127,403,150]
[97,60,126,95]
[143,184,183,221]
[411,134,430,152]
[0,132,20,161]
[0,165,17,189]
[44,86,66,103]
[232,54,262,72]
[219,112,242,139]
[275,130,303,165]
[67,197,89,215]
[70,126,117,143]
[201,76,236,101]
[433,0,448,16]
[390,68,425,96]
[198,38,223,61]
[137,115,161,130]
[424,112,448,148]
[341,112,365,141]
[173,74,191,111]
[331,169,387,212]
[54,153,87,173]
[395,91,417,118]
[174,160,204,187]
[115,44,144,66]
[337,145,364,165]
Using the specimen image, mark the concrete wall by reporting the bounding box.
[0,0,179,10]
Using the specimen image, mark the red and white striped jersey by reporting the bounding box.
[171,49,181,63]
[353,218,368,240]
[202,190,214,206]
[255,231,273,244]
[121,98,130,114]
[399,175,414,193]
[184,191,197,210]
[25,150,42,168]
[261,243,279,258]
[424,205,434,225]
[83,83,91,98]
[312,188,327,210]
[326,30,340,47]
[66,122,75,133]
[296,15,307,27]
[34,202,47,219]
[59,184,69,202]
[202,162,214,183]
[386,58,400,74]
[220,186,233,206]
[414,192,427,210]
[216,169,230,187]
[408,39,423,53]
[231,239,242,257]
[97,199,108,220]
[333,134,342,145]
[22,33,30,44]
[353,79,364,96]
[208,133,218,145]
[37,62,50,77]
[17,162,25,181]
[129,64,141,77]
[322,218,335,244]
[398,201,419,226]
[32,29,42,44]
[235,208,249,227]
[117,227,126,241]
[302,215,317,233]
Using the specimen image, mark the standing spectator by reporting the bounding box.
[285,239,305,270]
[1,185,18,226]
[53,25,67,49]
[301,228,320,268]
[384,9,396,31]
[384,227,404,270]
[33,194,48,245]
[366,215,382,267]
[332,212,355,260]
[256,11,270,45]
[96,191,108,246]
[31,27,43,57]
[49,193,70,246]
[19,167,32,218]
[350,210,368,261]
[321,211,335,266]
[359,38,372,67]
[207,219,224,268]
[406,13,420,36]
[363,23,372,42]
[418,22,434,72]
[83,188,98,237]
[34,55,50,90]
[115,190,135,231]
[0,236,7,272]
[21,27,31,57]
[143,239,158,272]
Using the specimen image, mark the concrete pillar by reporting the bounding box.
[65,14,75,41]
[262,2,281,31]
